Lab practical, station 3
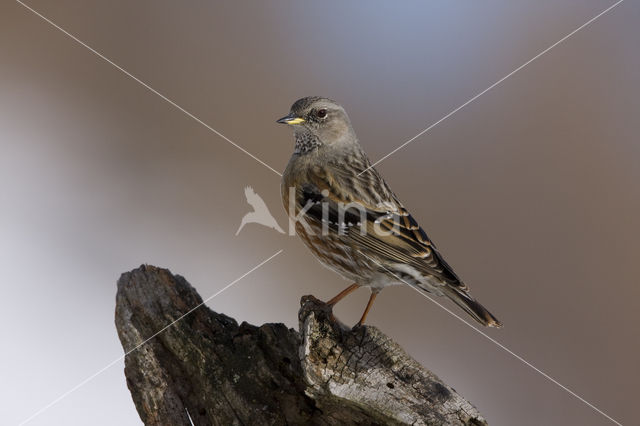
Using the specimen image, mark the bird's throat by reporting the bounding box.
[294,132,322,155]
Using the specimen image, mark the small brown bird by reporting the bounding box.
[278,96,501,328]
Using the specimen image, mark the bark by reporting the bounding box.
[115,265,488,426]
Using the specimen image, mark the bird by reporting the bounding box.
[278,96,502,328]
[236,186,285,235]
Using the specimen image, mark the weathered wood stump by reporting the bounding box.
[115,265,487,425]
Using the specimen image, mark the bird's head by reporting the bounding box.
[277,97,356,151]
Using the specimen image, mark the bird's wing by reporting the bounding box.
[246,188,272,213]
[297,161,466,289]
[245,186,261,204]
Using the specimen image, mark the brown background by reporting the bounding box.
[1,1,638,425]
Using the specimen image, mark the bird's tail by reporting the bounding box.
[441,286,502,328]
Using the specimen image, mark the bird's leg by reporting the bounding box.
[355,289,380,328]
[326,283,359,307]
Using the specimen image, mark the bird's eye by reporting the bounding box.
[316,109,327,118]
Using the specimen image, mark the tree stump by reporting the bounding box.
[115,265,488,425]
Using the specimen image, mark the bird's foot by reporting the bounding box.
[326,303,337,323]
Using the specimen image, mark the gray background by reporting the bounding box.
[1,1,638,425]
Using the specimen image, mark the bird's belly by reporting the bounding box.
[294,221,365,283]
[366,272,405,290]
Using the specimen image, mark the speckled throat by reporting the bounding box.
[294,132,322,154]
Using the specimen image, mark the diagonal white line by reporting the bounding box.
[186,407,196,426]
[360,0,624,176]
[15,0,282,177]
[360,252,623,426]
[18,249,284,425]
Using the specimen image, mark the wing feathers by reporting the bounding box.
[296,177,464,289]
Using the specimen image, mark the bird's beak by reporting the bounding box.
[276,113,305,125]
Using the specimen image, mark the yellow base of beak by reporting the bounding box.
[284,117,305,125]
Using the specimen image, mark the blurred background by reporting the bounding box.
[1,0,638,425]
